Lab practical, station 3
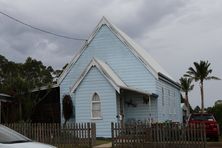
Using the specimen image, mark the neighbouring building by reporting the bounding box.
[0,93,17,123]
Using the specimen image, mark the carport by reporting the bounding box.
[0,93,13,123]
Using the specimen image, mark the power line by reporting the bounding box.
[0,11,87,41]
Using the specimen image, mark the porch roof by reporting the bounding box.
[69,58,153,96]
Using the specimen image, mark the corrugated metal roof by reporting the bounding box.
[98,17,173,81]
[31,84,59,92]
[95,59,127,88]
[110,22,174,80]
[0,93,13,102]
[0,93,11,97]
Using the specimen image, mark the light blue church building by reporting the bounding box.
[57,17,182,137]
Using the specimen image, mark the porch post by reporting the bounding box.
[120,97,124,128]
[149,96,151,125]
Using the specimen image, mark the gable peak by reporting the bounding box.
[57,17,175,84]
[98,16,111,26]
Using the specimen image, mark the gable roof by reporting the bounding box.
[69,58,152,96]
[58,17,175,85]
[69,58,126,94]
[111,23,174,80]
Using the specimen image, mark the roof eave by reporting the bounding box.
[158,73,180,89]
[31,84,59,92]
[69,58,124,94]
[57,17,111,85]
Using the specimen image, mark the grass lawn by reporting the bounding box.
[95,138,111,146]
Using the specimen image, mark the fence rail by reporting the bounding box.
[111,122,207,148]
[4,122,96,148]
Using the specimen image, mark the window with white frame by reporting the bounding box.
[168,89,172,114]
[173,91,176,114]
[92,93,101,118]
[162,87,164,106]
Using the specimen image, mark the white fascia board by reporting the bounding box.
[69,59,96,94]
[95,59,127,88]
[69,58,155,96]
[57,42,88,84]
[105,18,174,81]
[69,58,125,94]
[57,17,110,85]
[120,86,152,97]
[97,67,121,93]
[104,22,159,79]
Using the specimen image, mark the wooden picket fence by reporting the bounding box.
[111,122,207,148]
[4,122,96,148]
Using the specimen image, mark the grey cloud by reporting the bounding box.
[0,0,221,107]
[107,0,188,38]
[0,0,188,60]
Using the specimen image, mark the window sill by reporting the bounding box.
[91,117,103,120]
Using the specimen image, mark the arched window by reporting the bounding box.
[92,93,101,118]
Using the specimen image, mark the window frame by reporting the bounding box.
[91,92,102,120]
[162,87,164,106]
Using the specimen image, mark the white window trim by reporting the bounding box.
[168,90,173,115]
[173,91,177,114]
[162,87,164,106]
[91,92,102,120]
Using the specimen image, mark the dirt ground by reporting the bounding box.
[207,142,222,148]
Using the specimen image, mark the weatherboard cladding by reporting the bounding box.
[60,25,157,95]
[74,67,117,137]
[156,80,182,122]
[124,93,158,123]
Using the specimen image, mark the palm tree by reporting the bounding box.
[179,77,194,115]
[184,60,220,113]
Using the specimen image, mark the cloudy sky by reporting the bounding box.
[0,0,222,108]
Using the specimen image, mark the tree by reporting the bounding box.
[0,55,56,121]
[22,57,53,88]
[193,106,201,113]
[184,60,220,113]
[62,95,73,126]
[207,104,222,134]
[0,54,69,122]
[52,63,68,83]
[0,55,9,86]
[179,77,194,115]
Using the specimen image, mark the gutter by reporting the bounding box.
[158,73,180,89]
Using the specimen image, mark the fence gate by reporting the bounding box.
[111,122,207,148]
